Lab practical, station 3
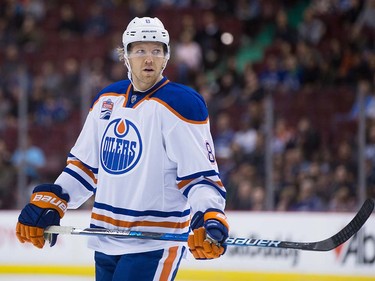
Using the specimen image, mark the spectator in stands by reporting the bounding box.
[213,70,241,112]
[127,0,152,18]
[239,64,265,103]
[174,29,202,84]
[24,0,45,22]
[282,147,308,185]
[340,0,364,25]
[0,139,17,209]
[328,184,357,211]
[17,15,43,53]
[280,54,302,92]
[274,9,298,45]
[291,177,325,211]
[231,117,258,161]
[225,162,258,210]
[298,7,326,45]
[108,61,126,83]
[350,79,375,119]
[292,117,321,161]
[309,0,335,14]
[179,13,197,38]
[0,88,13,132]
[57,4,82,39]
[84,3,109,38]
[10,136,46,184]
[353,0,375,32]
[195,11,224,70]
[232,179,254,210]
[329,164,356,201]
[244,131,266,177]
[213,111,235,162]
[60,57,81,106]
[295,40,322,86]
[250,185,266,210]
[276,184,298,211]
[0,17,14,48]
[259,54,284,91]
[1,44,25,93]
[273,117,295,155]
[38,61,62,93]
[320,38,343,84]
[332,140,358,179]
[365,123,375,165]
[1,0,25,32]
[34,91,71,126]
[234,0,262,37]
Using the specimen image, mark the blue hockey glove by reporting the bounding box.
[187,209,229,259]
[16,184,69,248]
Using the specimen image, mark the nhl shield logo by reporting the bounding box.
[100,118,142,174]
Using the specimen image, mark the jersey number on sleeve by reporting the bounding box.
[205,141,216,163]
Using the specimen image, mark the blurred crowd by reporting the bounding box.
[0,0,374,211]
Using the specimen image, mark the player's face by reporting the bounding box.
[128,42,167,91]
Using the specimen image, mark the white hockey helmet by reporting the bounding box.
[122,17,170,59]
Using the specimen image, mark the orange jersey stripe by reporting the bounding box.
[160,246,178,281]
[121,84,132,107]
[91,213,190,229]
[149,97,209,124]
[177,179,223,189]
[67,160,97,184]
[177,179,194,189]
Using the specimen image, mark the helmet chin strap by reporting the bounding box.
[124,55,168,93]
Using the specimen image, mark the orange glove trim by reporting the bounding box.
[30,191,68,218]
[203,211,229,230]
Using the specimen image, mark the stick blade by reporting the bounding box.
[312,198,374,251]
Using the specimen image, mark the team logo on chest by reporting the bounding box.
[100,118,142,174]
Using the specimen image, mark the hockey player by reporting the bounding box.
[16,17,229,281]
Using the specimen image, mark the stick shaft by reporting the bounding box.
[45,199,374,251]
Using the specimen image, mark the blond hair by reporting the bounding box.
[116,47,125,62]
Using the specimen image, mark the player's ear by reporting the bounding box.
[161,59,168,70]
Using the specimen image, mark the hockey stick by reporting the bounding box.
[45,198,374,251]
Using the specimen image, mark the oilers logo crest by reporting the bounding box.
[100,99,114,119]
[100,118,142,174]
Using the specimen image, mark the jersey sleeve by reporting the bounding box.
[54,109,99,209]
[164,117,226,216]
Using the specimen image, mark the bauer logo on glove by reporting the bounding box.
[31,192,68,216]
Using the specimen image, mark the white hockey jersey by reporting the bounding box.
[55,77,226,255]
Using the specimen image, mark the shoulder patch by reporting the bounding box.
[150,82,208,122]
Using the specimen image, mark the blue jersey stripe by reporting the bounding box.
[63,167,96,193]
[94,201,190,218]
[68,153,99,174]
[182,179,226,199]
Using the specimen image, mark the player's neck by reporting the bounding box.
[131,75,163,92]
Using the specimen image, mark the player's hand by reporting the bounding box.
[16,184,69,248]
[187,210,229,259]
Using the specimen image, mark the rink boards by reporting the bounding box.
[1,210,374,280]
